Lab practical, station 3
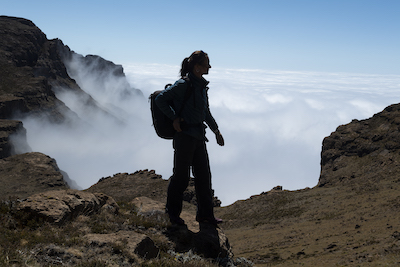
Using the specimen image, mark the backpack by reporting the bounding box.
[149,78,193,139]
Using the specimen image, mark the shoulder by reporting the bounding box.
[171,78,191,92]
[177,77,191,86]
[158,78,189,99]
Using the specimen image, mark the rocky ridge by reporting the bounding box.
[87,171,221,207]
[319,103,400,187]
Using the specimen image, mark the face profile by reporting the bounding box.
[195,57,211,77]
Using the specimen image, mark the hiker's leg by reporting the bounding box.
[192,140,214,219]
[166,133,195,217]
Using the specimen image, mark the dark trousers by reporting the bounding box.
[166,132,214,219]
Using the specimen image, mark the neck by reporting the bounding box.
[189,71,202,80]
[193,72,203,79]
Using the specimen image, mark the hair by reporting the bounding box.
[180,50,208,77]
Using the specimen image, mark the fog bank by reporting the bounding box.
[21,62,400,206]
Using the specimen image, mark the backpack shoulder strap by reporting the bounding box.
[177,77,193,116]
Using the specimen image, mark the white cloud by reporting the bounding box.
[20,63,400,206]
[349,99,384,118]
[263,94,293,105]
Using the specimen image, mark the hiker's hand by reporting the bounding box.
[173,118,182,132]
[215,131,224,146]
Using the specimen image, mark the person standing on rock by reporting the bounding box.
[155,50,224,226]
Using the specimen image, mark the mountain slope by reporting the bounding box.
[215,103,400,266]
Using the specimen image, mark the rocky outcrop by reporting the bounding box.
[0,119,30,159]
[84,232,159,260]
[0,152,69,199]
[16,189,118,225]
[0,16,76,122]
[166,223,233,261]
[319,103,400,187]
[87,170,222,207]
[0,16,141,122]
[10,192,236,266]
[131,196,233,262]
[86,170,169,203]
[183,177,222,207]
[0,15,143,199]
[59,50,143,100]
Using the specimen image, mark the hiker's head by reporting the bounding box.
[180,50,211,78]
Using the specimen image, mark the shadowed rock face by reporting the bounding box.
[0,15,144,197]
[0,16,77,122]
[0,16,141,123]
[0,119,30,159]
[319,103,400,187]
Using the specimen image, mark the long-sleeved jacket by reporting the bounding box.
[155,72,219,141]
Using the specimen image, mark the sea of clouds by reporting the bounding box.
[20,62,400,206]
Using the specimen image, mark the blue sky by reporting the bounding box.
[2,0,399,74]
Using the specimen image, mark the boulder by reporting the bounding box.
[131,196,233,260]
[166,223,233,261]
[88,170,222,207]
[16,189,118,225]
[84,231,159,260]
[0,152,68,199]
[195,223,233,259]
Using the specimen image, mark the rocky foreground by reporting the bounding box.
[0,15,243,266]
[2,179,237,266]
[2,15,400,266]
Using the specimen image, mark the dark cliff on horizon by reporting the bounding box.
[0,15,143,194]
[1,15,400,266]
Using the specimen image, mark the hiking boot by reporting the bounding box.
[168,214,185,226]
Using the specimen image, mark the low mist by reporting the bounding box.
[20,60,400,206]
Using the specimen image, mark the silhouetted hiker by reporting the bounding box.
[155,50,225,226]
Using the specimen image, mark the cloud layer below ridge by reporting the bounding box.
[126,64,400,205]
[21,62,400,206]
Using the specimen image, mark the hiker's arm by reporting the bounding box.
[214,129,225,146]
[205,107,224,146]
[205,109,218,132]
[209,118,224,146]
